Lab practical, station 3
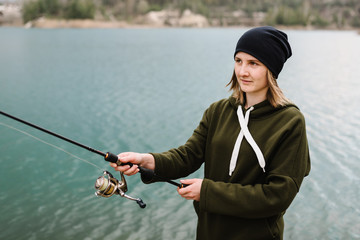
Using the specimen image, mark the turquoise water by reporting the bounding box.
[0,28,359,240]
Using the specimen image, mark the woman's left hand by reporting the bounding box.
[177,178,203,202]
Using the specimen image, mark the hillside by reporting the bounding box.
[1,0,360,29]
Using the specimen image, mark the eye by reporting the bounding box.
[250,61,258,66]
[235,58,242,63]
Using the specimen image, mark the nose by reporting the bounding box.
[237,64,249,77]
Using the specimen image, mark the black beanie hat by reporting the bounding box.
[234,26,292,79]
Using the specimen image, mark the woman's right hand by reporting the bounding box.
[109,152,155,176]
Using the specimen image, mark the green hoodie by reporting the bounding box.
[149,96,311,240]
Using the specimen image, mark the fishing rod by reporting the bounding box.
[0,110,187,208]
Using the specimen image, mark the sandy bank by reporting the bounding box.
[23,9,209,29]
[24,17,131,29]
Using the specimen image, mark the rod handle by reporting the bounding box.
[104,152,188,188]
[104,152,119,163]
[104,152,155,181]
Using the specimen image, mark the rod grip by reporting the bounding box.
[104,152,155,181]
[104,152,133,167]
[104,152,119,163]
[104,151,137,168]
[104,152,135,169]
[104,152,184,187]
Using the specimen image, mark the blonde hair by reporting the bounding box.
[227,69,291,108]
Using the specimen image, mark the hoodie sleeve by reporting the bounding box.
[199,109,311,219]
[200,174,298,218]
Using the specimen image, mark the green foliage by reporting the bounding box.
[312,14,329,28]
[64,0,95,19]
[350,16,360,27]
[21,0,360,28]
[147,4,163,12]
[178,0,209,17]
[41,0,61,15]
[22,0,94,22]
[136,0,150,14]
[22,1,42,23]
[101,0,117,7]
[22,0,61,22]
[268,6,307,26]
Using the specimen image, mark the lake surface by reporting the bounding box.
[0,27,359,240]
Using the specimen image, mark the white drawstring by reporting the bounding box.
[229,106,266,176]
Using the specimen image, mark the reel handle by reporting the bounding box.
[104,152,188,188]
[136,199,146,208]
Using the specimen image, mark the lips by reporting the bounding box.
[240,79,252,84]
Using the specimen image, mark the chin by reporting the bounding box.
[240,86,252,93]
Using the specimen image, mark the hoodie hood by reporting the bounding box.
[228,96,299,120]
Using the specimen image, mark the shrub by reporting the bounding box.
[22,0,43,23]
[64,0,95,19]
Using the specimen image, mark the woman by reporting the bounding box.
[110,26,311,240]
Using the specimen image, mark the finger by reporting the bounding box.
[109,163,117,168]
[180,179,196,185]
[117,152,132,162]
[125,168,139,176]
[177,186,190,195]
[118,153,137,165]
[118,155,130,163]
[117,152,130,158]
[183,195,194,200]
[114,164,131,172]
[123,164,139,176]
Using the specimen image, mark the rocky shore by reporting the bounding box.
[0,3,22,26]
[24,17,128,29]
[1,3,360,31]
[25,9,209,29]
[1,4,210,29]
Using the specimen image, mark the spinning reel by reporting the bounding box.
[94,171,146,208]
[0,111,187,210]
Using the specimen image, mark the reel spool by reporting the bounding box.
[95,171,146,208]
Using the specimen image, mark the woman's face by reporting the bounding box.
[234,52,269,98]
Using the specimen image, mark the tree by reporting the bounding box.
[64,0,95,19]
[22,1,43,23]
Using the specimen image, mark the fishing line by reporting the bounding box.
[0,110,186,188]
[0,120,146,208]
[0,110,187,208]
[0,121,102,170]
